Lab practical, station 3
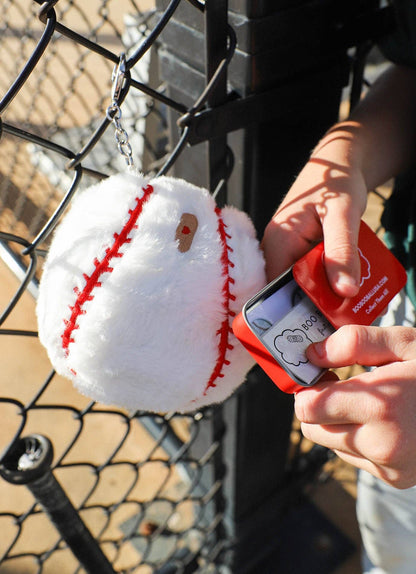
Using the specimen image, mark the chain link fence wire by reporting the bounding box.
[0,1,391,573]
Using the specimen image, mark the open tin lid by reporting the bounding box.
[292,220,407,329]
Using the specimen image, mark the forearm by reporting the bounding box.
[263,64,416,290]
[313,64,416,190]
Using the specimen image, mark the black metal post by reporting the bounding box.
[205,0,229,203]
[224,4,352,573]
[156,0,388,571]
[0,434,116,574]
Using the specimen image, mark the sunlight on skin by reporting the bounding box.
[262,66,416,486]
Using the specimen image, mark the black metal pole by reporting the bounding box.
[204,0,230,554]
[0,434,116,574]
[205,0,229,203]
[222,2,350,572]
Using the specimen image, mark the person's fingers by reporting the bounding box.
[300,418,396,457]
[295,374,374,426]
[307,325,416,367]
[300,421,360,454]
[262,163,366,289]
[320,202,362,297]
[300,420,413,488]
[307,157,367,296]
[262,161,337,281]
[332,450,412,489]
[295,360,416,425]
[262,217,317,281]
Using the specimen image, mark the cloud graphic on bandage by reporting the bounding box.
[274,328,313,366]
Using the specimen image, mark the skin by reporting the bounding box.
[262,64,416,488]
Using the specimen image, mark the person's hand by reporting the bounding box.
[295,324,416,489]
[263,66,416,297]
[262,123,368,297]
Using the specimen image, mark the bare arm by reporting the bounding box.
[262,64,416,488]
[263,64,416,294]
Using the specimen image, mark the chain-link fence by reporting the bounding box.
[0,1,391,573]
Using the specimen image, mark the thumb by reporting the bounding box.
[307,325,416,368]
[321,204,362,298]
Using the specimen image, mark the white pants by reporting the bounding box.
[358,470,416,573]
[357,290,416,573]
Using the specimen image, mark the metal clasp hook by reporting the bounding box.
[111,53,127,103]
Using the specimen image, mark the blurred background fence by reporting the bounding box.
[0,1,391,572]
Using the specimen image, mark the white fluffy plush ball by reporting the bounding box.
[37,172,266,413]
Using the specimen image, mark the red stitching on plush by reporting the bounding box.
[61,183,154,356]
[203,207,236,395]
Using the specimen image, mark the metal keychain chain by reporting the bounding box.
[106,53,134,168]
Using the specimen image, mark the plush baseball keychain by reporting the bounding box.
[36,170,266,413]
[37,56,266,413]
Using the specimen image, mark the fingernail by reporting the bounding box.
[335,273,359,297]
[307,341,326,360]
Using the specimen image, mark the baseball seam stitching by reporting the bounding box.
[203,207,235,395]
[61,183,154,357]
